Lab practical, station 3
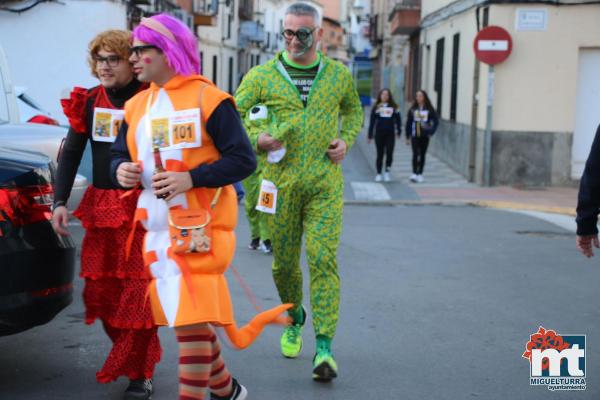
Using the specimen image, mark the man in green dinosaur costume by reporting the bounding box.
[235,2,363,382]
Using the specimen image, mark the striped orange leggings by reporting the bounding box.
[175,323,233,400]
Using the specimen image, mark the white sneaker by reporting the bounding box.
[383,172,391,182]
[216,378,247,400]
[409,173,418,182]
[417,175,424,183]
[259,239,272,254]
[375,174,382,182]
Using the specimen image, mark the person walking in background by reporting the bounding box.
[51,30,160,400]
[405,89,438,183]
[367,88,402,182]
[233,181,245,203]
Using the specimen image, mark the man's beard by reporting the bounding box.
[290,48,308,57]
[287,36,314,58]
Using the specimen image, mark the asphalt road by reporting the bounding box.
[0,127,596,400]
[1,201,599,399]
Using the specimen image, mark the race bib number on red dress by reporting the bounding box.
[92,108,124,142]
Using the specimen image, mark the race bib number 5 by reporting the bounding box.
[256,179,277,214]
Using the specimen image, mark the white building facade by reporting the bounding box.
[236,0,324,79]
[420,0,600,186]
[0,0,129,124]
[0,0,194,124]
[196,0,239,93]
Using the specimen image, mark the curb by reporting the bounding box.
[472,200,576,217]
[343,199,576,216]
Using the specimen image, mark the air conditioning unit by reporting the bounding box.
[171,9,194,30]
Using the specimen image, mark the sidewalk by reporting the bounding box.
[350,119,578,216]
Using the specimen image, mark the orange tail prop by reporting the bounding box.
[223,303,293,349]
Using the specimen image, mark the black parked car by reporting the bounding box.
[0,146,75,336]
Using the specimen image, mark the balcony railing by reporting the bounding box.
[391,0,420,11]
[389,1,421,35]
[239,21,265,47]
[193,0,218,15]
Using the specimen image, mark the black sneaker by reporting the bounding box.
[312,350,338,382]
[211,378,248,400]
[248,237,260,250]
[261,239,273,254]
[124,378,153,400]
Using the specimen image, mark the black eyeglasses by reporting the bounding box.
[94,55,122,68]
[282,27,316,42]
[129,45,161,57]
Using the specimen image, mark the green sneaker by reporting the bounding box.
[280,306,306,358]
[312,350,338,382]
[280,323,303,358]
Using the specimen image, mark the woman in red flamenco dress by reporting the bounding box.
[51,30,160,400]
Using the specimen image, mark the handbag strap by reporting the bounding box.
[168,210,211,230]
[210,187,222,208]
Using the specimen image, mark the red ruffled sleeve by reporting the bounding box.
[60,87,88,134]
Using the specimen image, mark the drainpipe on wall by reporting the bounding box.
[469,57,480,183]
[483,64,495,186]
[469,5,488,184]
[422,28,429,90]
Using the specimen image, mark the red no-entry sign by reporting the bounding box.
[474,26,512,65]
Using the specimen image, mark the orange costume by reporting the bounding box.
[117,75,291,347]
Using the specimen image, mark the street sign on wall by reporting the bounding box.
[473,26,513,65]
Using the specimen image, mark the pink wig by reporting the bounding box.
[133,14,200,76]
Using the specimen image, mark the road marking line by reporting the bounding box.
[350,182,391,201]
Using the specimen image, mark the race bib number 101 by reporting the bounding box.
[151,108,202,150]
[173,123,195,145]
[171,109,201,148]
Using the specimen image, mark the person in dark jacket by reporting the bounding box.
[405,89,439,183]
[368,88,402,182]
[576,124,600,257]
